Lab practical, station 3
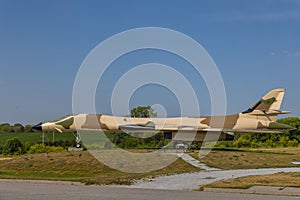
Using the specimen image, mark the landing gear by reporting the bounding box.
[68,132,84,152]
[75,132,81,148]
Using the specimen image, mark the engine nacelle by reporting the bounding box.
[163,131,235,142]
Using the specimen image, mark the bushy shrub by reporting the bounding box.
[28,144,64,154]
[233,137,251,148]
[44,140,76,149]
[2,138,24,155]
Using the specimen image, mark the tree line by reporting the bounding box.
[0,123,34,133]
[218,117,300,148]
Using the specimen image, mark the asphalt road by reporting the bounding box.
[0,180,299,200]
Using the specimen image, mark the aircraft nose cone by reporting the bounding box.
[32,123,43,131]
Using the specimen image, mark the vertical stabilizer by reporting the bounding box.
[242,88,287,120]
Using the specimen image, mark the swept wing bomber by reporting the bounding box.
[33,88,294,145]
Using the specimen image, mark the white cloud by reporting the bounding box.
[213,10,300,21]
[207,0,300,22]
[294,52,300,57]
[269,50,300,57]
[282,50,289,55]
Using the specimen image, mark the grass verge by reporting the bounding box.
[204,172,300,189]
[192,147,300,169]
[0,150,200,185]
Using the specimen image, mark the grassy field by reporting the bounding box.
[0,132,76,146]
[192,147,300,169]
[204,172,300,189]
[2,133,300,187]
[0,150,201,185]
[193,147,300,189]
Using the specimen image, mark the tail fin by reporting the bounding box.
[242,88,290,120]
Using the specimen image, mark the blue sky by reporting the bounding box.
[0,0,300,124]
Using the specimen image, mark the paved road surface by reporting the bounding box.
[0,180,299,200]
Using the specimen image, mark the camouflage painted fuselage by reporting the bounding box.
[33,88,294,141]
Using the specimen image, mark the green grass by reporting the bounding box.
[0,132,76,146]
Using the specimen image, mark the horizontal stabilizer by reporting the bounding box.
[248,109,291,116]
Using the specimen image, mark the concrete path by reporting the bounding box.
[177,153,220,171]
[131,167,300,190]
[129,153,300,191]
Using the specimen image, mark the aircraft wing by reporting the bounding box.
[200,128,284,134]
[118,124,285,134]
[225,129,284,134]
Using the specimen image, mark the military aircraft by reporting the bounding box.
[33,88,294,146]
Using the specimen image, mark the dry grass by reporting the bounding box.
[205,172,300,189]
[195,148,300,189]
[192,147,300,169]
[0,150,200,185]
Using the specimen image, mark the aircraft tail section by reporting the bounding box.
[242,88,290,120]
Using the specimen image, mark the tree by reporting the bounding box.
[277,117,300,130]
[12,123,24,132]
[2,138,24,155]
[0,123,10,133]
[24,125,33,132]
[130,106,157,118]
